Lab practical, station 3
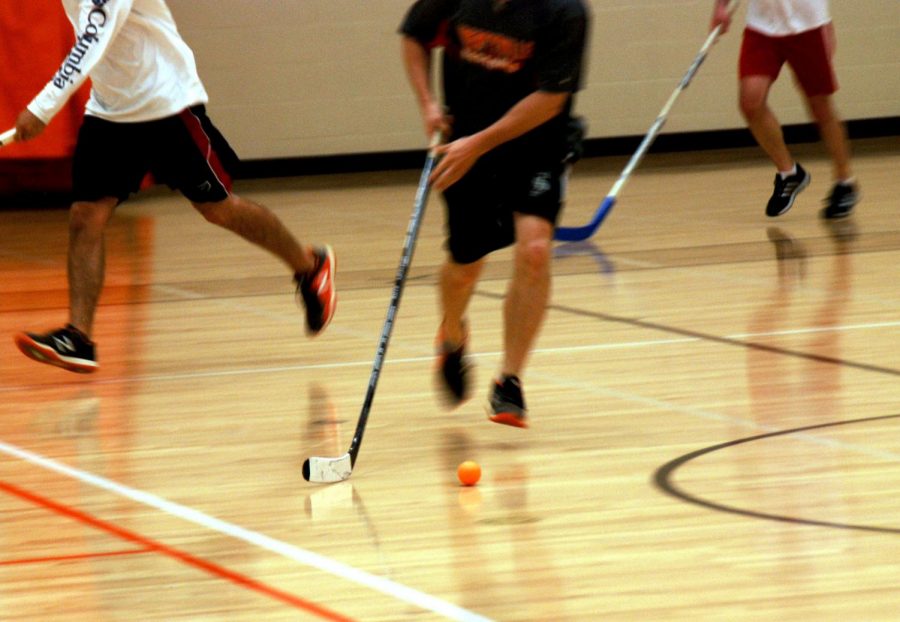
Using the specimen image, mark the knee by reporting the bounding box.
[69,200,113,237]
[194,197,234,228]
[738,92,765,121]
[807,96,836,125]
[515,236,552,278]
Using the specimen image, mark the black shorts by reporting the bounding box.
[72,105,240,204]
[442,154,566,264]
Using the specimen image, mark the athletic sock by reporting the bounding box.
[779,164,798,180]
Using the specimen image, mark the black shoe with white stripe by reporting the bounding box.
[821,181,859,220]
[14,324,98,373]
[766,163,811,217]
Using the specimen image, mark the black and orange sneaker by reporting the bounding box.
[435,322,472,407]
[487,375,528,428]
[14,324,98,373]
[296,245,336,336]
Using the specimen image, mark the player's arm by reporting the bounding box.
[399,0,458,140]
[430,4,588,191]
[16,0,135,141]
[429,91,570,191]
[401,36,450,139]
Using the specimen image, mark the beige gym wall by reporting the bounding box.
[169,1,900,160]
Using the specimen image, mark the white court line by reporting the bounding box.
[2,297,895,618]
[733,320,900,338]
[0,439,493,622]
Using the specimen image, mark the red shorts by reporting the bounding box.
[739,26,837,97]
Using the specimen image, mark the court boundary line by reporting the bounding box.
[0,478,353,620]
[0,440,493,622]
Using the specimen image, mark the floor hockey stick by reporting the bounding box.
[0,128,17,147]
[554,0,739,242]
[303,133,441,483]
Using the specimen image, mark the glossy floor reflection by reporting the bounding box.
[1,138,898,621]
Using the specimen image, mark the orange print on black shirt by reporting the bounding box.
[457,25,534,73]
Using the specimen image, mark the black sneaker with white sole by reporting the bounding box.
[821,182,859,220]
[14,325,98,373]
[766,163,811,217]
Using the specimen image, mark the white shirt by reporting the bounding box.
[746,0,831,36]
[28,0,208,124]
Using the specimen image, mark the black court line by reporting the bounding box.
[653,413,900,535]
[476,290,900,378]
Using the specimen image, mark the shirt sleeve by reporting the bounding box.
[535,1,589,93]
[27,0,135,123]
[399,0,458,49]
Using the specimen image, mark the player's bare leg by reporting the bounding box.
[192,194,316,274]
[806,94,853,181]
[740,75,794,172]
[741,76,811,216]
[805,93,859,218]
[68,197,118,336]
[502,213,553,378]
[439,259,483,345]
[14,197,115,372]
[488,214,552,428]
[192,194,336,334]
[435,258,483,404]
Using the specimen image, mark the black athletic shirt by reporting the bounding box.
[400,0,589,163]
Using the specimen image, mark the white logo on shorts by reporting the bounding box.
[529,172,551,197]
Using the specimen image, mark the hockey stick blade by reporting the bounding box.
[0,128,16,147]
[301,132,441,484]
[553,0,738,243]
[554,196,615,242]
[303,453,353,484]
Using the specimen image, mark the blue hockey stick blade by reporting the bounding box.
[554,196,616,242]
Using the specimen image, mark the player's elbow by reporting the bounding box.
[539,91,570,117]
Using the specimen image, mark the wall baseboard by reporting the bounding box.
[236,116,898,180]
[2,116,896,208]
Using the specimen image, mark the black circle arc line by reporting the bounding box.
[476,290,899,378]
[654,413,900,534]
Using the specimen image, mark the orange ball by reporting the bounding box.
[457,460,481,486]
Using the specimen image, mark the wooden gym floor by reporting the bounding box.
[0,136,898,621]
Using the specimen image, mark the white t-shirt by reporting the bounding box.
[28,0,208,124]
[746,0,831,36]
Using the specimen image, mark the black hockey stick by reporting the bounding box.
[303,134,441,483]
[554,0,739,242]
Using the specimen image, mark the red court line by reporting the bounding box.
[0,548,151,566]
[0,480,355,622]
